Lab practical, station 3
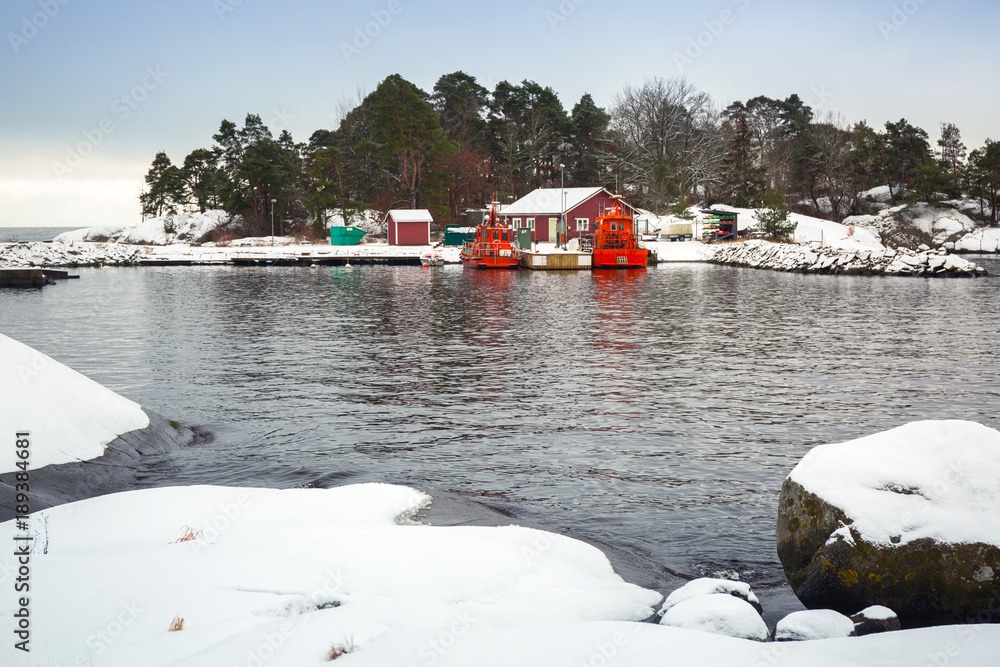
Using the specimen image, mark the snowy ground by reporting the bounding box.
[0,333,148,472]
[0,241,462,268]
[2,483,1000,666]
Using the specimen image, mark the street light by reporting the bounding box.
[559,163,565,249]
[270,199,277,246]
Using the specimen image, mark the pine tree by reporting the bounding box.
[753,188,797,240]
[140,151,185,218]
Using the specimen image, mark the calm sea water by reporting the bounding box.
[1,258,999,596]
[0,227,78,242]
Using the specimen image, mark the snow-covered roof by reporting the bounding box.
[388,209,434,223]
[501,187,605,216]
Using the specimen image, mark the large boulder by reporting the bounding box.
[777,421,1000,627]
[659,594,769,641]
[774,609,855,641]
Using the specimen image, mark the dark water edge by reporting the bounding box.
[0,227,78,242]
[1,257,998,621]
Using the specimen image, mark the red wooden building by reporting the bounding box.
[500,187,641,243]
[387,209,433,245]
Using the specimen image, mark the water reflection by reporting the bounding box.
[1,260,998,589]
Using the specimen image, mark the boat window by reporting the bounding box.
[493,231,499,240]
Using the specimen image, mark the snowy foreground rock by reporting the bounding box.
[710,239,986,277]
[775,609,855,641]
[777,420,1000,627]
[4,485,1000,666]
[0,333,149,472]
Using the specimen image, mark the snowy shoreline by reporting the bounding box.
[3,333,1000,665]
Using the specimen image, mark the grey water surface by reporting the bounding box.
[2,258,998,601]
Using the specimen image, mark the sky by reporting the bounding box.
[2,0,998,227]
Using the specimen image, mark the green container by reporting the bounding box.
[516,228,533,250]
[444,225,476,247]
[330,226,366,246]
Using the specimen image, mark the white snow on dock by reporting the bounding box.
[0,333,149,473]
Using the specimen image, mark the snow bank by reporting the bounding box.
[5,482,1000,665]
[788,421,1000,547]
[645,240,712,262]
[0,241,145,267]
[54,210,229,246]
[0,333,149,473]
[659,594,769,641]
[955,227,1000,253]
[709,239,985,277]
[0,484,661,666]
[709,205,883,251]
[775,610,855,641]
[660,578,760,613]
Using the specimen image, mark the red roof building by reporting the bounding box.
[387,209,433,246]
[500,187,641,243]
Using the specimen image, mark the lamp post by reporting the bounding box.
[559,163,565,249]
[270,199,277,247]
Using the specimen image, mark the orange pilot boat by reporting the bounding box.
[591,195,648,269]
[460,200,519,270]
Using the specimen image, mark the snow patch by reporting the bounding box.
[788,421,1000,547]
[659,594,769,641]
[0,333,149,473]
[775,610,856,641]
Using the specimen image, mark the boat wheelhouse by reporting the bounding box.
[591,195,648,269]
[460,201,518,270]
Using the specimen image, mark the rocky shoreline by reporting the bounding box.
[710,240,987,277]
[0,241,144,267]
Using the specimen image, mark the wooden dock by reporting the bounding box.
[0,268,45,287]
[519,251,592,271]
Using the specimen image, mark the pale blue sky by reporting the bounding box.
[2,0,997,226]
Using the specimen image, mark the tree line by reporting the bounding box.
[140,72,1000,238]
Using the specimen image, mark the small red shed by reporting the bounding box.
[387,209,433,245]
[500,187,641,243]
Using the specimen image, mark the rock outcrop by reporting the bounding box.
[777,421,1000,628]
[0,241,145,268]
[710,240,986,277]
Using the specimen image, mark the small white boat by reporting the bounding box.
[420,252,444,267]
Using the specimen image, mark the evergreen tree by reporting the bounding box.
[937,123,966,174]
[884,118,933,202]
[367,74,455,210]
[568,93,610,186]
[721,102,765,207]
[140,151,185,218]
[753,187,797,240]
[182,148,225,213]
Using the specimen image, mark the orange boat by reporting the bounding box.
[591,195,648,269]
[460,201,519,270]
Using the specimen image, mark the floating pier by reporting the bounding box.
[0,268,45,287]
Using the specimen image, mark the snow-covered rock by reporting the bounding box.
[851,606,901,637]
[659,594,769,641]
[0,241,146,267]
[0,333,149,472]
[708,239,984,277]
[775,609,855,641]
[955,227,1000,254]
[708,205,883,251]
[660,578,762,615]
[777,421,1000,627]
[54,210,230,246]
[0,483,662,666]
